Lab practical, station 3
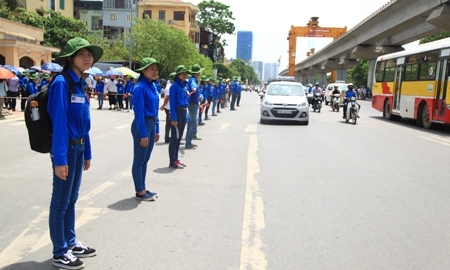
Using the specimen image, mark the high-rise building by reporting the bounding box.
[236,31,253,63]
[263,62,278,82]
[252,61,263,82]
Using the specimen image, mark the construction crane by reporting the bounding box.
[287,17,347,80]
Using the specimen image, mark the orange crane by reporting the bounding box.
[287,17,347,80]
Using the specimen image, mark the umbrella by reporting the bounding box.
[41,62,63,73]
[114,67,138,78]
[0,67,16,79]
[85,66,104,76]
[29,65,42,71]
[2,65,22,76]
[104,69,123,76]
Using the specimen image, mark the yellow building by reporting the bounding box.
[137,0,200,44]
[0,18,60,68]
[22,0,74,18]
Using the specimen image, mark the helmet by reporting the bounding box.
[314,82,319,85]
[348,83,354,86]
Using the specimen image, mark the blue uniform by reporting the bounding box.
[26,81,38,95]
[169,78,188,121]
[132,77,160,137]
[47,70,91,166]
[187,76,199,103]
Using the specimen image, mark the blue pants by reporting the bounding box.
[131,118,156,193]
[169,108,187,163]
[49,143,85,257]
[97,93,104,108]
[230,93,237,110]
[185,103,199,145]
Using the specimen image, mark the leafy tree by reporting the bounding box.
[228,58,259,84]
[347,60,369,87]
[420,32,450,44]
[196,0,235,47]
[42,10,89,50]
[14,7,44,28]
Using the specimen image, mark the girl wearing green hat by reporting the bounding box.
[47,37,103,269]
[130,57,161,201]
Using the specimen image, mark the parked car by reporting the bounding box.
[260,81,309,125]
[324,83,349,105]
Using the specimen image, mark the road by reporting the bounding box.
[1,91,450,270]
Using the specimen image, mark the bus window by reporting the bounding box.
[385,67,396,81]
[419,61,437,80]
[404,64,419,81]
[375,61,385,82]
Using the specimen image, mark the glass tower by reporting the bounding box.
[236,31,253,63]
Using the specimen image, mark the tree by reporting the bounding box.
[43,10,89,50]
[420,32,450,44]
[347,60,369,87]
[196,0,235,47]
[228,59,259,84]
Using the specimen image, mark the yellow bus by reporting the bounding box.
[371,37,450,129]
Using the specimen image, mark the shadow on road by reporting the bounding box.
[107,197,142,211]
[1,259,52,270]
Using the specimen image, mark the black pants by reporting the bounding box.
[7,91,18,111]
[237,94,241,106]
[164,108,171,142]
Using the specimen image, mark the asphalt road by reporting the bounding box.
[1,92,450,270]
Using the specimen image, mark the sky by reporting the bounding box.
[188,0,419,70]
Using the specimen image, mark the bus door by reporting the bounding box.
[392,63,403,112]
[435,58,449,121]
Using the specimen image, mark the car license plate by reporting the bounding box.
[277,109,291,114]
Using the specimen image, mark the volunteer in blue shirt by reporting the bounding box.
[185,64,203,149]
[204,77,214,120]
[236,80,242,107]
[95,76,104,109]
[116,78,125,111]
[19,71,29,111]
[124,75,134,111]
[229,76,239,110]
[48,37,102,270]
[26,73,39,95]
[342,83,360,119]
[131,57,161,201]
[168,65,189,169]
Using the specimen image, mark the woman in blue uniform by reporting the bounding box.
[168,65,189,169]
[48,37,103,270]
[131,57,161,201]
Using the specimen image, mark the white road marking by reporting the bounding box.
[418,135,450,146]
[240,133,268,270]
[0,169,128,267]
[217,123,231,133]
[114,124,130,129]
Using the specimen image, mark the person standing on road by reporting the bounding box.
[0,79,7,119]
[160,72,175,143]
[168,65,189,169]
[124,75,134,111]
[229,76,239,110]
[203,77,213,120]
[19,71,29,112]
[95,76,104,109]
[6,71,19,111]
[185,64,203,149]
[131,57,161,201]
[48,37,103,270]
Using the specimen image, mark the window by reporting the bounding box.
[159,10,165,21]
[115,0,125,9]
[419,61,437,80]
[403,64,419,81]
[173,11,185,21]
[60,0,65,10]
[126,13,132,22]
[384,67,395,82]
[143,10,151,19]
[110,12,118,21]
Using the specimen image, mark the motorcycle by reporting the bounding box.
[344,97,359,124]
[259,90,265,101]
[331,94,340,112]
[312,92,322,112]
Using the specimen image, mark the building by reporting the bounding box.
[252,61,263,82]
[137,0,199,44]
[74,0,103,33]
[263,62,278,82]
[21,0,74,18]
[102,0,137,39]
[0,18,59,67]
[236,31,252,63]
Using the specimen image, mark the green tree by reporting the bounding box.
[228,58,259,84]
[347,60,369,87]
[196,0,235,47]
[42,10,89,50]
[420,32,450,44]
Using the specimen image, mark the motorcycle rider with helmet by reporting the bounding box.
[342,83,360,119]
[311,82,322,107]
[330,85,341,108]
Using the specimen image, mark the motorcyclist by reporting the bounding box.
[311,82,322,107]
[330,85,341,108]
[342,83,360,119]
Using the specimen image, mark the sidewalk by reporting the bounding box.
[0,108,23,121]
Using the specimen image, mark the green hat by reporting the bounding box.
[42,73,51,79]
[175,65,188,75]
[189,64,203,74]
[233,76,238,81]
[201,75,208,81]
[29,73,39,80]
[169,72,176,80]
[136,57,161,72]
[22,71,29,75]
[118,78,124,81]
[55,37,103,65]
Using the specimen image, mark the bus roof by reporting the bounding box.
[377,37,450,62]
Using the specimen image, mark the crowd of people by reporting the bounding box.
[4,37,244,269]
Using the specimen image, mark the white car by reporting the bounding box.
[324,83,349,105]
[260,81,309,125]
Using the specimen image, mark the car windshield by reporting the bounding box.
[267,84,304,96]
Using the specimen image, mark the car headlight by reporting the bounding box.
[263,100,272,106]
[299,102,307,107]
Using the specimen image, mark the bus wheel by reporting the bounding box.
[383,99,392,120]
[421,103,433,129]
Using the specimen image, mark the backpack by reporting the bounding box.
[24,72,75,153]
